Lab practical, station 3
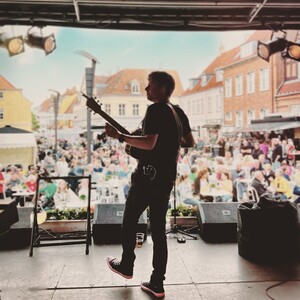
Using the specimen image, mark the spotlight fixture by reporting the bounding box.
[25,31,56,55]
[0,33,25,56]
[257,38,288,62]
[282,41,300,62]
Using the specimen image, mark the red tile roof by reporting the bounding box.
[0,75,16,89]
[101,68,184,97]
[277,80,300,96]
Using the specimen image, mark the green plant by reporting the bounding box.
[46,208,93,220]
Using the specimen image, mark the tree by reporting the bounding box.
[32,112,40,131]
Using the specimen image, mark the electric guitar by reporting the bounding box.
[82,92,146,159]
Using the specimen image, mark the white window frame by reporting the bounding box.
[260,108,269,119]
[132,104,139,116]
[207,96,213,113]
[225,111,232,121]
[236,111,243,128]
[247,71,255,94]
[235,74,243,96]
[104,104,111,115]
[216,69,223,82]
[260,67,270,91]
[290,104,300,114]
[216,94,222,112]
[247,109,255,125]
[118,104,125,116]
[200,97,205,114]
[224,78,232,98]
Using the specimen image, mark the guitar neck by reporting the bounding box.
[82,92,130,134]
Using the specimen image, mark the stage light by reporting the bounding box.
[0,33,25,56]
[257,38,288,62]
[282,41,300,62]
[25,32,56,55]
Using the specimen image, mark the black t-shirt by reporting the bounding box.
[141,102,191,181]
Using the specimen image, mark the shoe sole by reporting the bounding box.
[106,257,133,279]
[141,284,165,298]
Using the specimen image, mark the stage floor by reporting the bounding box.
[0,232,300,300]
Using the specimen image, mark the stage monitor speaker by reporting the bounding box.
[196,202,238,243]
[0,207,32,249]
[92,203,147,244]
[0,198,19,235]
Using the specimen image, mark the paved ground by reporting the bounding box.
[1,230,300,300]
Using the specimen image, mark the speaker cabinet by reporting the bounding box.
[92,203,147,244]
[0,198,19,235]
[0,207,32,249]
[196,202,238,242]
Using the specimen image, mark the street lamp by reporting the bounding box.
[75,50,99,164]
[48,89,60,161]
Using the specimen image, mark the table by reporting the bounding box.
[202,189,232,202]
[12,190,35,207]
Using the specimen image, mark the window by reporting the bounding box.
[216,69,223,82]
[201,75,207,87]
[196,98,201,113]
[207,96,213,113]
[225,112,232,121]
[285,58,298,80]
[132,104,139,116]
[216,94,221,112]
[224,78,232,98]
[260,108,269,118]
[192,99,197,114]
[0,108,3,120]
[104,104,111,115]
[247,72,255,93]
[200,97,205,114]
[131,82,140,94]
[0,92,3,99]
[118,104,125,116]
[247,109,255,125]
[240,41,257,58]
[189,78,198,89]
[291,104,300,113]
[235,74,243,96]
[236,111,243,128]
[260,67,269,91]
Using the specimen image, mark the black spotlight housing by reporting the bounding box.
[25,32,56,55]
[257,38,288,62]
[282,41,300,62]
[0,33,25,56]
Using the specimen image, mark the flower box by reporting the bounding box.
[40,219,87,233]
[170,216,198,228]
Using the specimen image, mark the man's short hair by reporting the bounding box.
[148,71,175,97]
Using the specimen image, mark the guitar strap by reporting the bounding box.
[166,103,183,144]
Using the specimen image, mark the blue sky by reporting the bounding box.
[0,26,253,107]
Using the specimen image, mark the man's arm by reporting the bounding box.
[181,132,195,148]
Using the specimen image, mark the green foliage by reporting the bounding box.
[46,208,93,220]
[31,112,40,131]
[170,205,197,217]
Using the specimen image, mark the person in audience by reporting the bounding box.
[240,139,252,157]
[0,164,5,200]
[250,159,263,176]
[251,171,272,201]
[271,138,283,171]
[39,178,57,209]
[217,172,233,202]
[176,174,198,206]
[270,169,292,201]
[252,142,263,160]
[231,161,247,201]
[194,168,213,202]
[262,163,275,186]
[54,179,79,209]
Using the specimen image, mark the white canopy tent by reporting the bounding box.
[0,125,37,170]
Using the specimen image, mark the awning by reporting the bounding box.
[249,121,300,132]
[202,124,220,129]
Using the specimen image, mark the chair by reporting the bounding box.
[247,186,259,202]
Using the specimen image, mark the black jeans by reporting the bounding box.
[121,170,173,284]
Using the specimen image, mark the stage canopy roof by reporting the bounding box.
[0,1,300,31]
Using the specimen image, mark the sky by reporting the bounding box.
[0,26,253,107]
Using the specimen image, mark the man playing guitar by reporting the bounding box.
[105,71,195,298]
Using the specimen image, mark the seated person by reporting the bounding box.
[54,179,79,209]
[216,172,233,202]
[176,174,198,206]
[251,171,273,202]
[194,168,213,202]
[262,163,275,186]
[270,169,293,201]
[231,161,247,201]
[39,179,57,209]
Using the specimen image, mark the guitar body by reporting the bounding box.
[124,128,147,160]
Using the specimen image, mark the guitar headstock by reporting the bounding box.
[82,92,102,114]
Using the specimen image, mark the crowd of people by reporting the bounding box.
[1,130,300,208]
